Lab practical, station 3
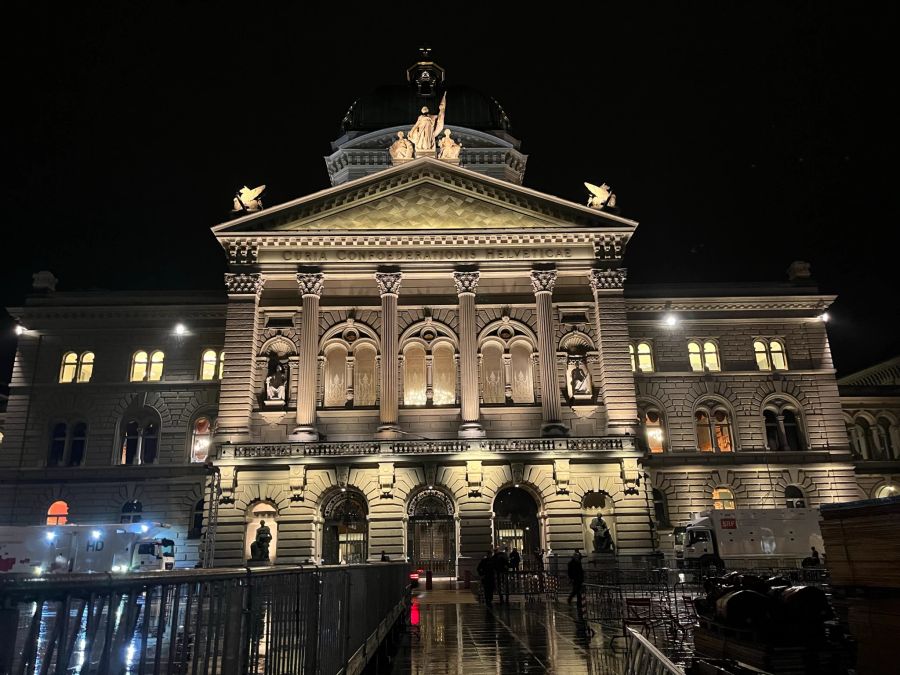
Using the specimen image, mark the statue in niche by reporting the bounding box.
[408,92,447,153]
[437,129,461,160]
[590,515,614,553]
[249,520,273,561]
[264,351,287,401]
[388,131,414,161]
[569,359,591,396]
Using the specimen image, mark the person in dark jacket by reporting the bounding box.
[492,547,510,603]
[567,550,585,604]
[509,548,521,571]
[477,550,496,604]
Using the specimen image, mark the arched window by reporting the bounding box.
[77,352,94,382]
[188,499,204,539]
[481,341,505,404]
[131,351,149,382]
[200,349,220,381]
[695,401,734,452]
[59,352,79,383]
[640,407,666,453]
[712,487,736,510]
[876,418,897,460]
[403,343,427,405]
[785,486,806,508]
[354,345,377,406]
[636,342,654,373]
[47,500,69,525]
[148,351,165,381]
[764,410,780,449]
[755,339,788,371]
[763,402,805,451]
[876,485,899,500]
[652,489,670,527]
[703,341,721,371]
[69,422,87,466]
[510,341,535,404]
[120,409,161,465]
[325,345,349,407]
[853,418,874,459]
[191,416,214,463]
[218,352,225,379]
[121,500,143,523]
[48,422,68,466]
[432,342,456,405]
[688,340,721,371]
[688,341,704,372]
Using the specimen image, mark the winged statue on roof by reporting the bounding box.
[232,185,266,213]
[584,182,617,210]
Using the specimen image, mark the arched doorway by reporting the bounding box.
[322,490,368,564]
[245,502,278,563]
[493,487,540,556]
[407,488,456,577]
[582,491,616,555]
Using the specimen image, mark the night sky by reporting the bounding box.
[3,4,898,386]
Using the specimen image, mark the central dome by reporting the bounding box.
[341,83,510,134]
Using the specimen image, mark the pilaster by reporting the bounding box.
[292,272,324,441]
[375,271,402,439]
[530,269,568,437]
[454,271,485,438]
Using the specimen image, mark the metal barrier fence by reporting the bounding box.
[472,571,559,603]
[0,563,409,675]
[624,627,685,675]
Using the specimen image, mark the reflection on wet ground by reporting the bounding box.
[384,587,624,674]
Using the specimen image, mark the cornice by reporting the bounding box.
[626,296,836,312]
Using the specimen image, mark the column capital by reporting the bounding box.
[530,269,558,295]
[453,271,480,295]
[375,271,403,296]
[224,272,265,296]
[296,272,325,297]
[589,267,627,291]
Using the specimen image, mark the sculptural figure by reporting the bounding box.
[584,182,616,210]
[232,184,266,213]
[437,128,461,160]
[408,92,447,153]
[570,359,590,396]
[590,515,614,553]
[388,131,415,160]
[264,351,287,401]
[249,520,273,561]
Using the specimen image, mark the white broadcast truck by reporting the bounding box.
[681,508,824,568]
[0,522,175,575]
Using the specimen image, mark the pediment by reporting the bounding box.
[214,157,635,236]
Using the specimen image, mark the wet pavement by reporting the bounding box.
[382,583,624,674]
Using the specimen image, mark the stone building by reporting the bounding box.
[1,56,889,573]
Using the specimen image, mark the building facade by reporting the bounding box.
[2,58,894,573]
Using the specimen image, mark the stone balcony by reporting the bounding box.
[217,436,636,460]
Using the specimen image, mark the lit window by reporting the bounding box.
[121,500,143,524]
[754,340,771,370]
[432,342,457,405]
[200,350,219,381]
[641,408,666,453]
[131,351,149,382]
[629,344,636,372]
[47,500,69,525]
[77,352,94,382]
[148,351,165,381]
[481,342,505,404]
[695,402,734,452]
[59,353,78,383]
[325,345,348,407]
[876,485,899,499]
[703,341,720,372]
[403,343,427,406]
[712,487,736,510]
[510,341,535,404]
[754,339,788,371]
[636,342,654,373]
[785,486,806,508]
[770,341,787,370]
[191,416,214,463]
[688,341,704,372]
[354,345,377,406]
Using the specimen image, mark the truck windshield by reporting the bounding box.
[137,543,156,555]
[688,530,710,545]
[674,528,686,546]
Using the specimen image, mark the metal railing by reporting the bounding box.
[220,435,636,459]
[0,563,409,675]
[624,627,685,675]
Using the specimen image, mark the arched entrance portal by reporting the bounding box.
[582,491,616,555]
[322,490,368,564]
[407,489,456,577]
[493,487,540,556]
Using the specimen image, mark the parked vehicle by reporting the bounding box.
[683,508,824,568]
[0,522,175,574]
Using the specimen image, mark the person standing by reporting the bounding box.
[567,550,585,604]
[493,547,510,603]
[477,550,495,605]
[509,548,521,571]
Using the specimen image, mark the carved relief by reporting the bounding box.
[530,270,558,294]
[375,272,403,296]
[453,271,480,295]
[589,268,627,291]
[296,272,325,297]
[224,273,265,295]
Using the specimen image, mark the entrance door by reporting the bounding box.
[407,488,456,577]
[493,487,541,559]
[322,490,368,564]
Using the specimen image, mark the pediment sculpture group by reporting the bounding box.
[389,92,461,162]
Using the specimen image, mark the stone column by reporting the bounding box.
[530,269,568,437]
[375,272,402,438]
[214,273,265,445]
[589,268,639,434]
[454,271,485,438]
[292,272,324,441]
